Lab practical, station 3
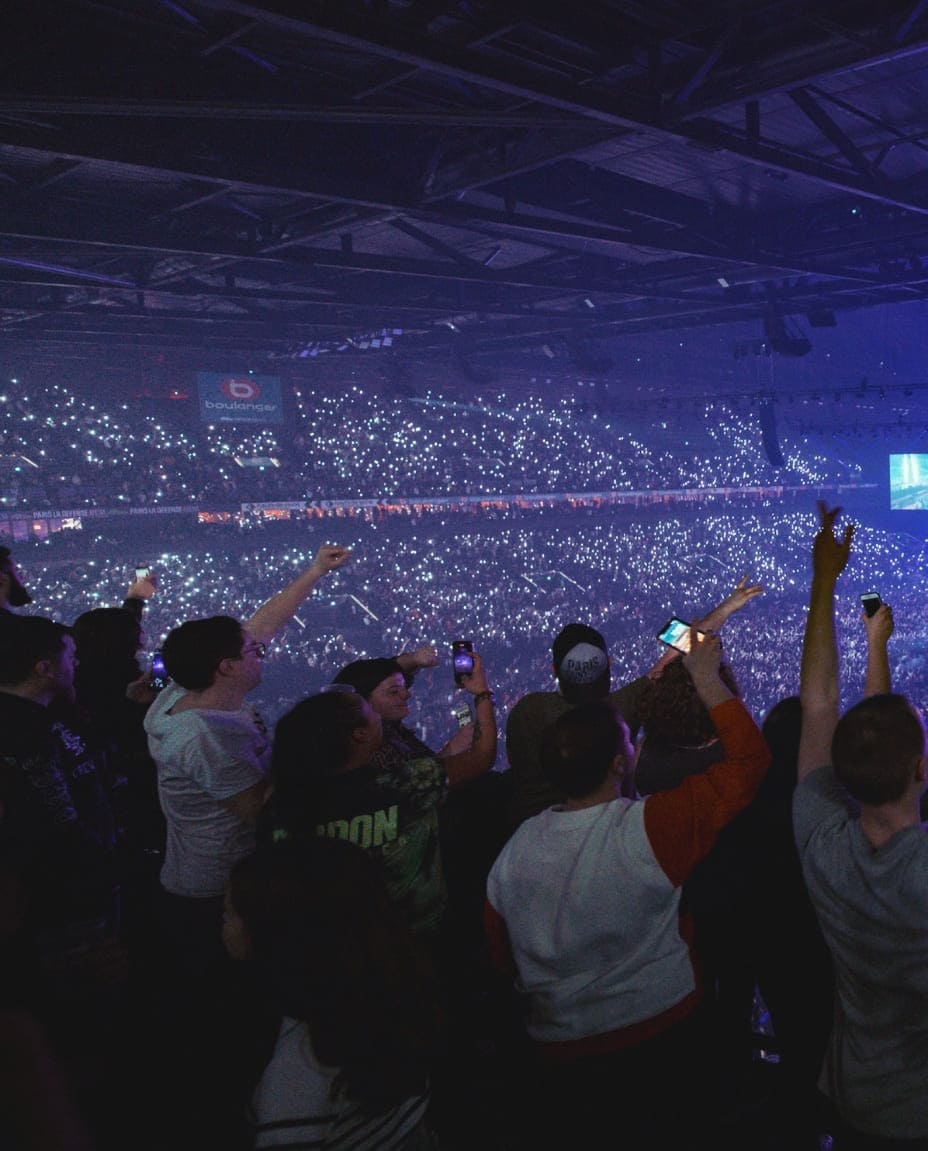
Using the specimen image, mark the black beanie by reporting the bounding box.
[332,657,402,699]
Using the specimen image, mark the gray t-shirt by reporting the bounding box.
[793,765,928,1138]
[145,682,270,898]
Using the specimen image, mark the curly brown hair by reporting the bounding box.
[638,655,740,748]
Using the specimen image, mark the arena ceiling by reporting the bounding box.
[2,0,928,416]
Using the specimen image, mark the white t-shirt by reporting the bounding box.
[252,1018,429,1150]
[487,798,693,1043]
[144,682,270,898]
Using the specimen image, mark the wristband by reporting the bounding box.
[473,690,495,705]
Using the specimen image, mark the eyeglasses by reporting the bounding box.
[241,642,267,659]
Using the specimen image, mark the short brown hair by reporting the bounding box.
[831,693,925,805]
[0,615,70,685]
[160,615,244,689]
[541,701,628,799]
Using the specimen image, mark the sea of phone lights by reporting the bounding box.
[4,375,925,760]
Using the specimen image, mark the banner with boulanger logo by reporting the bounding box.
[196,373,283,424]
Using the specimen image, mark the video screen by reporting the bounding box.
[889,454,928,510]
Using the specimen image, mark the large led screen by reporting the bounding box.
[889,454,928,510]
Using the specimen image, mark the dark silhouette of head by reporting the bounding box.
[332,658,402,700]
[227,837,439,1112]
[832,693,926,806]
[0,614,70,687]
[541,700,632,799]
[71,606,143,699]
[270,690,381,826]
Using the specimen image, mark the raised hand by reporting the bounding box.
[127,571,157,600]
[812,501,854,583]
[724,574,764,611]
[459,650,490,696]
[863,601,894,646]
[693,572,764,638]
[410,643,439,670]
[681,626,722,682]
[310,545,352,574]
[681,626,737,711]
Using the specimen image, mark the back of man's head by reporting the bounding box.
[0,614,70,687]
[551,623,610,704]
[761,695,802,767]
[832,693,926,806]
[161,615,244,690]
[541,700,626,799]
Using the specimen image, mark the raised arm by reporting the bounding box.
[694,573,764,634]
[643,573,764,679]
[395,644,438,685]
[683,625,736,710]
[644,627,771,885]
[797,503,855,781]
[122,570,157,622]
[863,602,894,698]
[438,651,498,786]
[245,545,351,644]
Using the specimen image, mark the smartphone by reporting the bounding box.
[149,651,170,692]
[860,592,882,618]
[135,566,151,581]
[452,640,475,686]
[656,617,706,654]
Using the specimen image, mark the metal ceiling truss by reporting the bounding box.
[1,0,928,365]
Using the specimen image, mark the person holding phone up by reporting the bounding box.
[505,575,763,829]
[794,505,927,1145]
[280,645,498,1145]
[486,626,772,1150]
[331,644,498,800]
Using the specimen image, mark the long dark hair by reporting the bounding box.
[70,606,142,710]
[228,838,441,1113]
[269,691,374,825]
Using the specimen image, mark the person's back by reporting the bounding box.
[486,630,771,1148]
[740,697,834,1144]
[633,655,765,1092]
[224,838,441,1151]
[0,615,116,955]
[794,694,928,1140]
[508,581,765,830]
[506,622,648,826]
[146,683,270,901]
[0,614,126,1148]
[795,503,928,1144]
